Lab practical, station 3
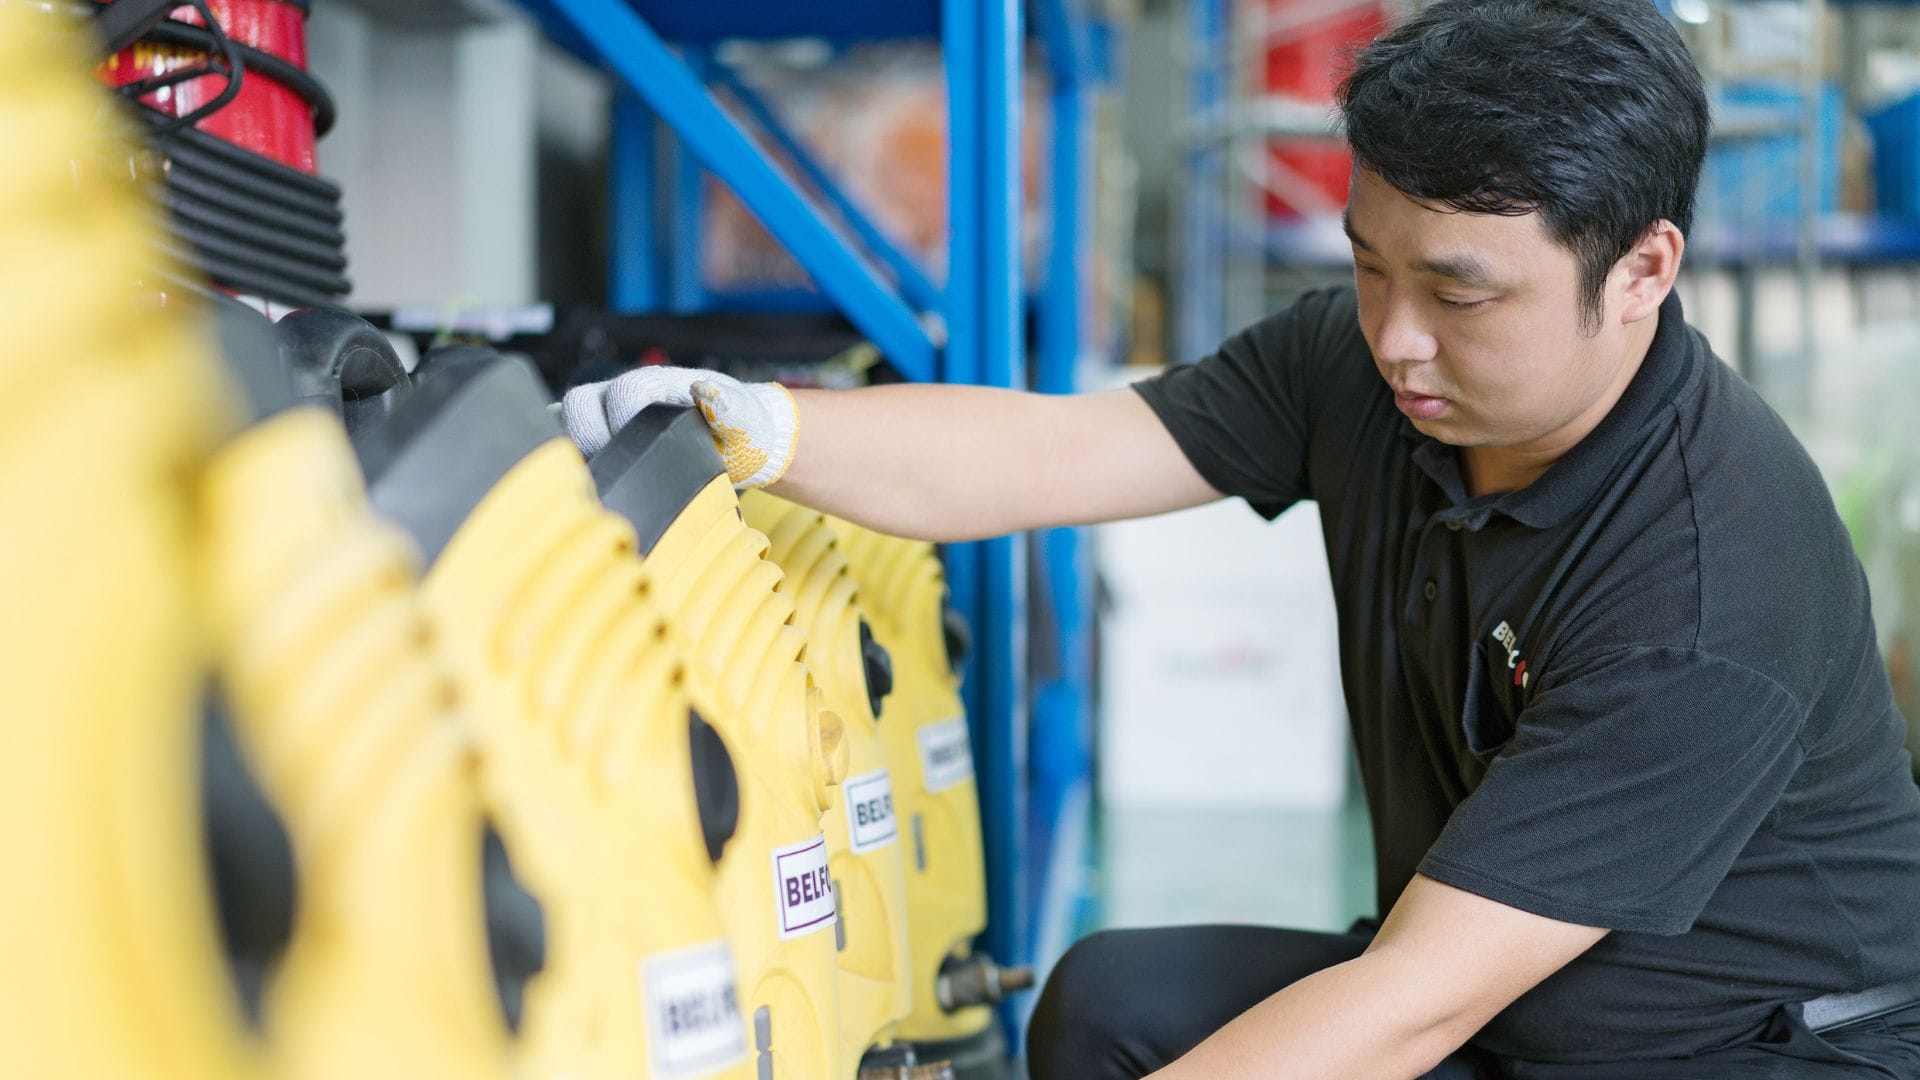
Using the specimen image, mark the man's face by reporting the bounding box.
[1345,169,1641,456]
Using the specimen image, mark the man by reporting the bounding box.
[562,1,1920,1075]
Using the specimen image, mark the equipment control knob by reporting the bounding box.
[688,710,741,865]
[859,618,894,719]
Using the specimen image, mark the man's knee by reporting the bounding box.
[1027,930,1153,1080]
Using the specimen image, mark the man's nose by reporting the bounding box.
[1373,289,1439,367]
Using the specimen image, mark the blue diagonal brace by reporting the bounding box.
[711,63,944,315]
[538,0,937,382]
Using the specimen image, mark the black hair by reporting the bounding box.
[1337,0,1709,330]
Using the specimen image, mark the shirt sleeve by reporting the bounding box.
[1131,287,1359,520]
[1418,646,1808,936]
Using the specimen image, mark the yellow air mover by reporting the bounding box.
[197,300,512,1080]
[830,523,1029,1073]
[0,6,265,1075]
[591,406,849,1080]
[353,349,750,1080]
[739,491,915,1068]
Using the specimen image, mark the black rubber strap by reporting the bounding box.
[1802,972,1920,1034]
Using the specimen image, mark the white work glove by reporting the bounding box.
[561,365,800,490]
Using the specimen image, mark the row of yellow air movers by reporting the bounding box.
[0,6,1022,1076]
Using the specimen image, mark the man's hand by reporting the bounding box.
[569,370,1223,541]
[1153,875,1608,1079]
[561,366,799,489]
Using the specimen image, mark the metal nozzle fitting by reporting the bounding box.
[935,955,1036,1012]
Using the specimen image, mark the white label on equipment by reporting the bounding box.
[643,940,747,1078]
[771,834,835,939]
[918,717,975,793]
[843,768,899,853]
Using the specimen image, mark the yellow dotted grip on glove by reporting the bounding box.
[693,381,798,489]
[698,397,771,487]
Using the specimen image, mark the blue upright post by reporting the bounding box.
[667,123,707,313]
[1179,0,1229,364]
[1036,1,1087,396]
[609,86,661,312]
[943,0,1032,1047]
[979,0,1031,1050]
[943,0,984,738]
[667,48,710,314]
[1030,0,1097,986]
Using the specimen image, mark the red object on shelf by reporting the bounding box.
[1260,0,1386,219]
[97,0,317,174]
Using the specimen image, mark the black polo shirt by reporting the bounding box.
[1134,285,1920,1066]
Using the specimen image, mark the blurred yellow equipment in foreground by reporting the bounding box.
[196,303,514,1080]
[0,5,258,1075]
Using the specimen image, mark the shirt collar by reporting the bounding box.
[1407,288,1700,531]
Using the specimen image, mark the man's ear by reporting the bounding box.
[1619,219,1683,325]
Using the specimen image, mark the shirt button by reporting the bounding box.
[1423,580,1438,602]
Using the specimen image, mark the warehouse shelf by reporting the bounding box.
[508,0,1115,1047]
[1182,0,1920,405]
[1696,214,1920,263]
[587,1,943,42]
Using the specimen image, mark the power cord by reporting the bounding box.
[108,0,244,135]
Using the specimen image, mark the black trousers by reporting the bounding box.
[1026,924,1496,1079]
[1026,924,1920,1079]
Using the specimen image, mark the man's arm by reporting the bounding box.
[767,384,1223,541]
[1152,874,1608,1080]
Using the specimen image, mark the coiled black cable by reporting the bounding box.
[92,0,352,306]
[164,215,350,293]
[137,17,335,136]
[110,0,245,135]
[152,117,343,202]
[162,181,345,249]
[165,195,349,271]
[152,235,343,310]
[153,133,353,303]
[161,156,343,236]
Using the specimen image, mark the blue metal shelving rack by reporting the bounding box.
[508,0,1112,1051]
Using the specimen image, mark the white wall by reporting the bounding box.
[1098,497,1349,810]
[305,2,606,310]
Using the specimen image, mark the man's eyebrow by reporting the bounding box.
[1414,253,1500,289]
[1341,209,1375,253]
[1345,209,1504,289]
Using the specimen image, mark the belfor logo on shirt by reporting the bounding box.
[1492,621,1531,689]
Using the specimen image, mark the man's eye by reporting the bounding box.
[1354,263,1384,277]
[1438,296,1491,311]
